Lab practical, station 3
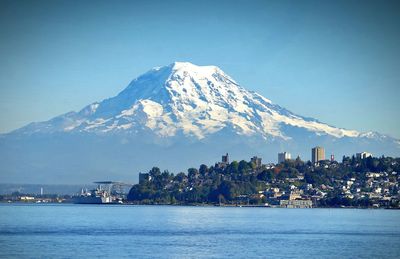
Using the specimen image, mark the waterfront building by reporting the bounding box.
[278,152,291,164]
[311,146,325,164]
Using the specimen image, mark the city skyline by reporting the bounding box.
[0,0,399,138]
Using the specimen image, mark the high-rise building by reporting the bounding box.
[356,152,372,159]
[278,152,291,164]
[312,146,325,164]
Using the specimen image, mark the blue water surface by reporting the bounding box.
[0,204,399,258]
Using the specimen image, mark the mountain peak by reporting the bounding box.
[168,61,219,73]
[147,62,231,86]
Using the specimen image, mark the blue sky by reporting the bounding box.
[0,0,399,138]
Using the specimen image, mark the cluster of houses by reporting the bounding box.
[213,151,399,208]
[341,171,398,207]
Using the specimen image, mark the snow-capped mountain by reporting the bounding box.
[1,62,399,184]
[17,62,361,139]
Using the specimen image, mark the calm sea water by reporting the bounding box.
[0,204,399,258]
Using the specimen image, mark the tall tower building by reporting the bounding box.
[222,153,229,164]
[312,146,325,164]
[278,152,291,164]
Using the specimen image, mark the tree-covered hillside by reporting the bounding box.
[127,155,400,208]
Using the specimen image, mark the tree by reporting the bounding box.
[228,161,239,175]
[199,164,209,176]
[188,168,199,181]
[238,160,250,174]
[149,167,161,177]
[257,170,274,181]
[218,181,238,201]
[174,172,187,183]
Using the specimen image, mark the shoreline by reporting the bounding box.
[1,201,399,209]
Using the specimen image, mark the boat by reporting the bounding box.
[73,188,113,204]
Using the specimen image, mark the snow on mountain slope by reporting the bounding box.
[13,62,363,141]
